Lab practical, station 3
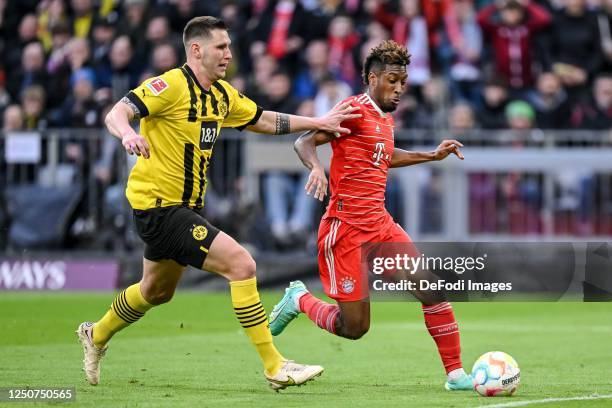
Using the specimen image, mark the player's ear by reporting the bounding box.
[368,72,377,88]
[191,42,202,59]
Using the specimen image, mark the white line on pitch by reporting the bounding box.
[475,394,612,408]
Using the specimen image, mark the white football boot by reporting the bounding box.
[76,322,107,385]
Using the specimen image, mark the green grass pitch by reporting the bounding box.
[1,292,611,407]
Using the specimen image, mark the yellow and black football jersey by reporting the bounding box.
[124,64,262,210]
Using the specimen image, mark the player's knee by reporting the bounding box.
[227,250,256,281]
[140,283,175,305]
[149,289,175,305]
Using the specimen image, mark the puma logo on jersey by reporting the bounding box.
[146,78,169,95]
[375,125,381,133]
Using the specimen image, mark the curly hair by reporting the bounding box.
[362,40,411,86]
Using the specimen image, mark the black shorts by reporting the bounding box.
[133,206,220,268]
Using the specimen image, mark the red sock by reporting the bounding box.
[422,302,463,374]
[298,293,340,335]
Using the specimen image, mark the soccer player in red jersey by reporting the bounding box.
[269,40,474,390]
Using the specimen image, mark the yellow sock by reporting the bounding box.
[230,277,284,375]
[93,283,153,348]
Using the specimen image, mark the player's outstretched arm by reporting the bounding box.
[390,139,464,168]
[294,131,334,201]
[246,102,360,135]
[105,99,150,159]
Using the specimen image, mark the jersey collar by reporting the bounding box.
[365,92,386,117]
[182,64,213,94]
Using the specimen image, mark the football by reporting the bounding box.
[472,351,521,397]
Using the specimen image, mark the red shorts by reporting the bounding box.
[317,213,417,302]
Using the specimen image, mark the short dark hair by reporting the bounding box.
[183,16,227,49]
[362,40,411,85]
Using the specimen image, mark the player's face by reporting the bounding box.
[196,29,232,81]
[371,65,408,112]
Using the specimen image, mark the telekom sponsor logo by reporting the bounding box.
[0,259,118,290]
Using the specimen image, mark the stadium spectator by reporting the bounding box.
[264,168,318,247]
[46,21,72,75]
[118,0,151,62]
[90,12,119,68]
[477,0,551,91]
[37,0,70,53]
[96,35,140,103]
[2,104,24,132]
[7,42,48,103]
[527,72,571,129]
[502,100,543,234]
[373,0,431,87]
[167,0,220,34]
[67,37,93,72]
[313,76,353,120]
[475,76,510,129]
[439,0,483,104]
[547,0,602,98]
[307,0,370,39]
[69,0,97,38]
[1,104,36,186]
[4,13,39,74]
[96,36,138,102]
[246,53,279,105]
[571,74,612,129]
[598,0,612,71]
[50,67,100,128]
[327,15,361,89]
[261,69,312,245]
[144,15,177,62]
[505,99,535,131]
[364,20,390,44]
[249,0,310,70]
[21,85,47,130]
[293,40,333,100]
[449,103,478,136]
[263,71,300,113]
[150,43,179,76]
[395,77,446,131]
[421,0,453,45]
[263,97,318,248]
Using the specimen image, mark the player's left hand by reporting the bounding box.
[434,139,464,161]
[305,166,328,201]
[318,102,361,135]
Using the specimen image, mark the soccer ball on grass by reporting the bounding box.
[472,351,520,397]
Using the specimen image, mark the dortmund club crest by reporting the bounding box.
[192,225,208,241]
[218,100,228,117]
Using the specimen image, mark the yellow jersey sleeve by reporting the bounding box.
[125,71,184,118]
[217,80,263,130]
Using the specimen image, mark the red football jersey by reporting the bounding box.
[324,93,395,229]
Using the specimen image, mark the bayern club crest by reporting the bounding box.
[340,277,356,294]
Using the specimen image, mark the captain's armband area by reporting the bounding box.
[275,113,291,135]
[120,96,141,120]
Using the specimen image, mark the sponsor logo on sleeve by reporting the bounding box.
[146,78,169,95]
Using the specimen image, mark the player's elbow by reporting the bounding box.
[344,326,369,340]
[293,137,304,154]
[104,109,113,130]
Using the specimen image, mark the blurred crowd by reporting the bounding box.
[1,0,611,251]
[0,0,611,133]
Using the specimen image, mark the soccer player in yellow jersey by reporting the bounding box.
[76,16,359,390]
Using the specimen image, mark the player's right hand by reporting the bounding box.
[122,132,150,159]
[305,166,328,201]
